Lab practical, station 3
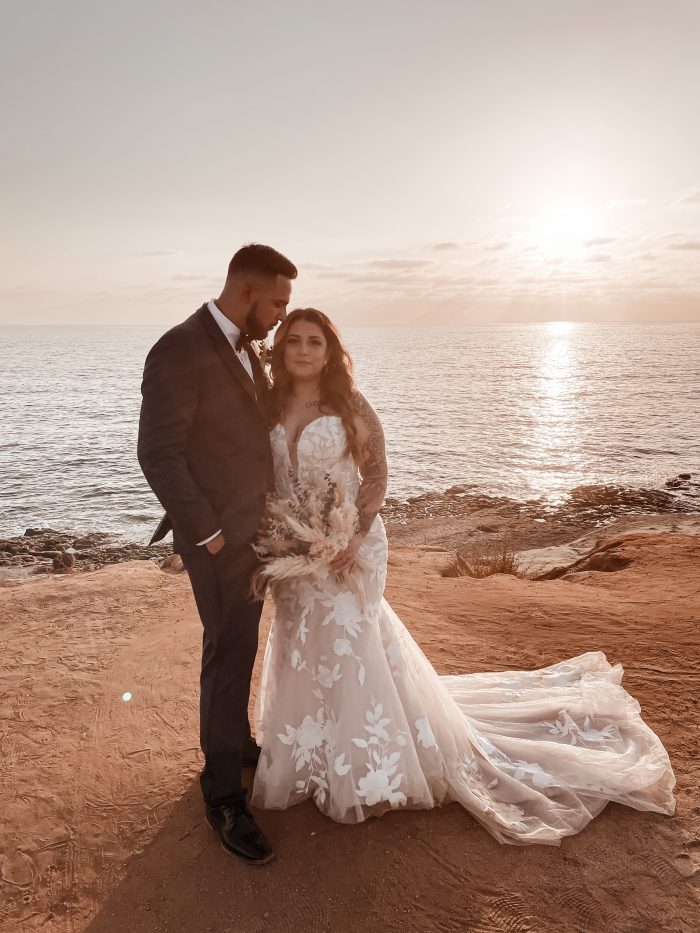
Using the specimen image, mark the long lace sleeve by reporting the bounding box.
[351,391,388,534]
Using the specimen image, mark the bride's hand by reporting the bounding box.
[330,533,363,576]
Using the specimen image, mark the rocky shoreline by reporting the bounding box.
[383,472,700,551]
[0,530,174,581]
[1,473,698,581]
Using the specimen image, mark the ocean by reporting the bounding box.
[1,322,698,541]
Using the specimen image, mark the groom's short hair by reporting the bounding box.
[227,244,298,281]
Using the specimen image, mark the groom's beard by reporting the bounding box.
[244,302,270,341]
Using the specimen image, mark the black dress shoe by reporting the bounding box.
[205,801,274,865]
[241,741,261,767]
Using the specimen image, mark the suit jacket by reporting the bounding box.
[137,304,272,555]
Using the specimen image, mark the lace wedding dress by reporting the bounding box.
[251,415,675,844]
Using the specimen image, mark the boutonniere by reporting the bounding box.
[253,339,273,384]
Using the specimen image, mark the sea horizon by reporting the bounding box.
[2,321,699,542]
[3,320,700,329]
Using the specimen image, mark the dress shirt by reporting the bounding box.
[207,300,254,381]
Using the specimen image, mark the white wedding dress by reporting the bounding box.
[251,415,676,844]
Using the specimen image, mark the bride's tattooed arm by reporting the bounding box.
[351,391,388,534]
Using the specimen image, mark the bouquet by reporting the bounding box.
[251,469,359,599]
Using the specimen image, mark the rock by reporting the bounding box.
[445,484,477,496]
[52,551,76,573]
[161,554,185,574]
[73,536,108,549]
[570,552,633,574]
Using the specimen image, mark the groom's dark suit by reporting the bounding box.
[138,304,272,805]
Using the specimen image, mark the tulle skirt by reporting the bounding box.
[251,519,675,845]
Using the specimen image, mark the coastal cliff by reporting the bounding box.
[0,528,698,932]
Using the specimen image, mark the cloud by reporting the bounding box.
[584,236,617,246]
[431,242,461,252]
[468,276,500,286]
[674,187,700,206]
[602,198,648,211]
[667,239,700,251]
[7,261,700,325]
[586,253,612,263]
[480,240,509,252]
[363,259,433,270]
[343,272,409,284]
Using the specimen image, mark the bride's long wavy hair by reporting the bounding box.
[268,307,362,462]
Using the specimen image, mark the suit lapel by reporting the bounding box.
[196,304,257,401]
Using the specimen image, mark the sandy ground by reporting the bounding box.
[1,528,698,932]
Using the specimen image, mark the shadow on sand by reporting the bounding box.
[83,775,691,933]
[83,776,512,933]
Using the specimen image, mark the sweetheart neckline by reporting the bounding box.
[272,414,342,448]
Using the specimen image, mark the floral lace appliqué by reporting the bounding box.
[541,712,617,746]
[352,699,408,807]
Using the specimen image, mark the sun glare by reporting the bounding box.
[545,321,576,336]
[532,201,598,259]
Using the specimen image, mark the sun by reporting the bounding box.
[532,200,598,258]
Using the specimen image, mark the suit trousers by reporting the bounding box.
[181,545,263,806]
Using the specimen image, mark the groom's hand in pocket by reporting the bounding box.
[205,532,226,555]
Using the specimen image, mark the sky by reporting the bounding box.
[1,0,699,326]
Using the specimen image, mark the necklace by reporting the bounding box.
[304,399,321,408]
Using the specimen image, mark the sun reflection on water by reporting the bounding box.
[523,322,588,503]
[544,321,577,337]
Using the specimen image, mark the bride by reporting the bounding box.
[251,308,676,844]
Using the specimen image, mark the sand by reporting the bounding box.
[1,528,698,932]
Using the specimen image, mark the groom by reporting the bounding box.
[137,244,297,864]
